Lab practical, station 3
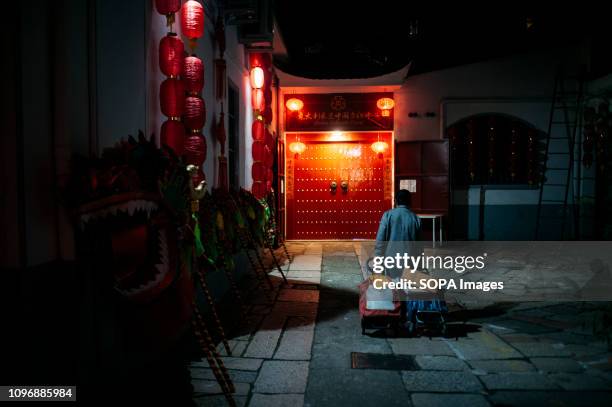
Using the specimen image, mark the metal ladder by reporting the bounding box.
[534,68,584,240]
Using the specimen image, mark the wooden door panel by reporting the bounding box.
[287,133,392,240]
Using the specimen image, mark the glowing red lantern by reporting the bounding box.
[286,98,303,112]
[263,106,273,124]
[266,168,273,192]
[155,0,181,15]
[252,120,264,141]
[264,87,272,102]
[181,0,204,39]
[263,145,274,168]
[159,34,184,78]
[252,141,265,162]
[371,141,388,154]
[252,181,266,199]
[160,120,185,155]
[252,162,266,181]
[289,140,306,158]
[376,97,395,117]
[182,56,204,95]
[250,66,264,89]
[261,53,272,69]
[184,96,205,130]
[265,129,275,150]
[251,89,264,111]
[371,140,388,158]
[184,134,206,166]
[160,78,185,117]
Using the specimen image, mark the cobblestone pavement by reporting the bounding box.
[191,242,612,407]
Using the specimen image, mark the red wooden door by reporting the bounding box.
[286,132,392,240]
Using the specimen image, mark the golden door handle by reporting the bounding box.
[341,180,348,191]
[330,181,337,192]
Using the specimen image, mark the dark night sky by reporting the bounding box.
[273,5,605,79]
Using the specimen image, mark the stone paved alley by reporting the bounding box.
[191,242,612,407]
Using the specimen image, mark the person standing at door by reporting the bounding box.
[374,189,422,279]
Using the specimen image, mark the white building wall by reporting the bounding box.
[394,48,582,142]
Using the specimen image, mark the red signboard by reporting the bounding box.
[285,93,394,132]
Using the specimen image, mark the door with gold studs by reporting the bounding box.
[285,132,393,240]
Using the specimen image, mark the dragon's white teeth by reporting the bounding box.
[82,200,159,225]
[116,286,135,295]
[155,263,167,276]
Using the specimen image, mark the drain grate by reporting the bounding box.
[351,352,419,370]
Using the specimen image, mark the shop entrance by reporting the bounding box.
[285,132,393,240]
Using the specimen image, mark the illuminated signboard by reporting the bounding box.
[285,93,394,131]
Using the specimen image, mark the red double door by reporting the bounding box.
[285,132,393,240]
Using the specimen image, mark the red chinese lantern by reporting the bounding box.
[252,120,264,141]
[252,141,265,162]
[252,161,266,181]
[181,0,204,39]
[155,0,181,15]
[289,140,306,158]
[263,106,273,124]
[250,66,264,89]
[264,145,274,168]
[371,141,388,158]
[264,87,272,103]
[184,135,207,167]
[252,89,264,111]
[160,78,185,117]
[182,55,204,95]
[159,34,184,78]
[286,98,303,112]
[266,168,274,192]
[252,181,266,199]
[160,120,185,155]
[265,129,275,150]
[184,96,205,130]
[377,97,395,117]
[261,53,272,69]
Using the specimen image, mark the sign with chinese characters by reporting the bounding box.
[286,157,294,199]
[383,158,393,201]
[285,93,394,131]
[399,179,417,193]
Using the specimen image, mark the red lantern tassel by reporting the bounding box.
[214,58,227,101]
